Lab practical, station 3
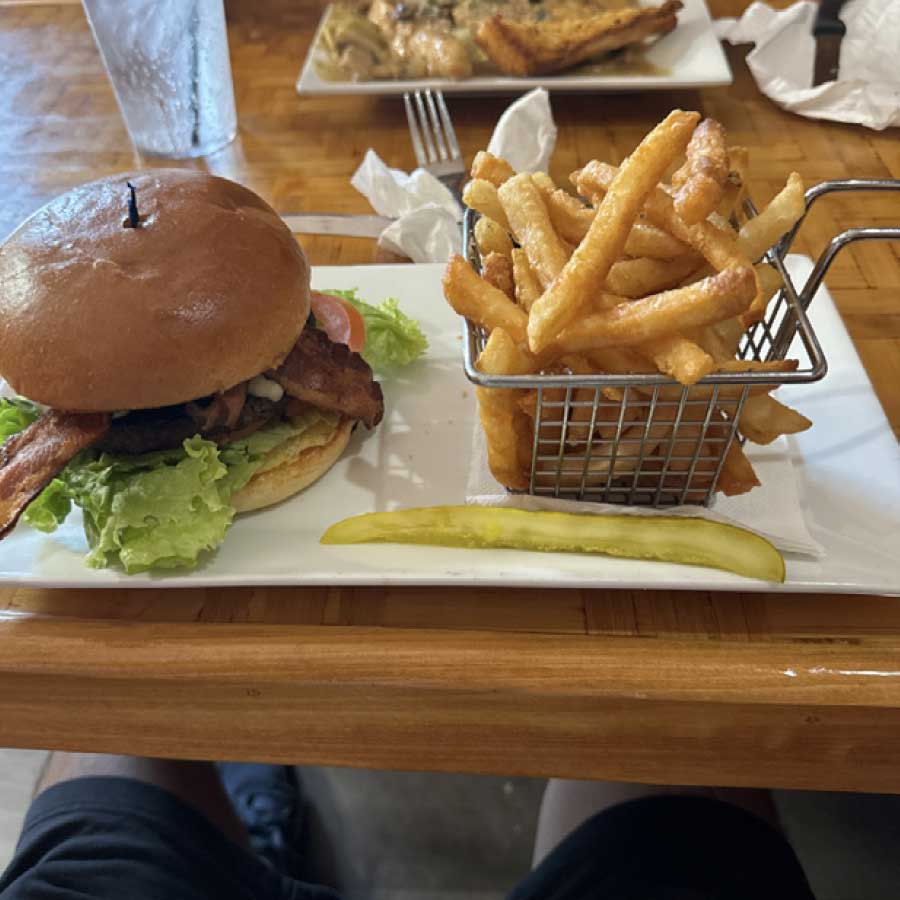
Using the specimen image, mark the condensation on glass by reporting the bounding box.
[82,0,237,158]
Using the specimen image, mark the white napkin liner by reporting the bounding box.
[466,421,825,558]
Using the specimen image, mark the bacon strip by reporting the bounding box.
[185,382,248,433]
[0,411,109,539]
[270,328,384,428]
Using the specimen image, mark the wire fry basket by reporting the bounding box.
[462,179,900,507]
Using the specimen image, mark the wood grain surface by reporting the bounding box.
[0,0,898,790]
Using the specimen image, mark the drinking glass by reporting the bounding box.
[82,0,238,158]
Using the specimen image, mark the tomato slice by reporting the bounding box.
[310,291,366,353]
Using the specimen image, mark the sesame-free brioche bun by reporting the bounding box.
[231,418,353,513]
[0,170,310,412]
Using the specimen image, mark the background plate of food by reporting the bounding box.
[296,0,731,94]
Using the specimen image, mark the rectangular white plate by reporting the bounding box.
[1,257,898,594]
[296,0,732,95]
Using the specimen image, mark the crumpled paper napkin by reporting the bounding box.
[715,0,900,130]
[351,88,557,262]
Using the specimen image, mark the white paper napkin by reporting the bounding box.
[486,87,557,174]
[715,0,900,131]
[351,88,558,262]
[466,425,824,558]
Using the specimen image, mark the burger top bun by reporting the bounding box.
[0,170,310,412]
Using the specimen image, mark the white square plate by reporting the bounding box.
[0,257,898,593]
[296,0,732,95]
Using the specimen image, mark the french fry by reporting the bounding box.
[574,160,748,273]
[737,172,805,262]
[742,262,784,327]
[511,248,542,313]
[530,171,557,194]
[522,385,568,448]
[481,251,515,300]
[654,403,721,495]
[538,187,595,244]
[528,110,700,353]
[625,220,694,260]
[562,354,626,445]
[447,112,812,504]
[672,119,729,226]
[556,265,756,352]
[443,255,528,343]
[584,347,656,375]
[470,150,516,187]
[717,146,749,221]
[537,181,692,259]
[476,328,539,489]
[639,334,716,386]
[462,179,511,231]
[474,216,513,260]
[588,292,633,314]
[577,159,776,318]
[736,394,812,445]
[716,440,761,496]
[498,173,570,290]
[710,317,745,358]
[596,328,780,399]
[605,254,701,299]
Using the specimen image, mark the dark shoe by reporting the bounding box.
[217,763,304,878]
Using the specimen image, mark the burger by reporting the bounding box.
[0,170,384,572]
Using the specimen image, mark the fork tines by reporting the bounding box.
[403,90,462,167]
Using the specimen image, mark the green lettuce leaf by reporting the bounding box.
[20,409,340,574]
[0,398,41,442]
[324,288,427,372]
[65,436,234,573]
[22,478,72,533]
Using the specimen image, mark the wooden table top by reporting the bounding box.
[1,0,899,793]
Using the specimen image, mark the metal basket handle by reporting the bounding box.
[764,179,900,359]
[799,226,900,312]
[779,178,900,255]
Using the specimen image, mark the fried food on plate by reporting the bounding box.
[738,172,806,262]
[443,255,528,344]
[463,179,510,231]
[480,251,515,299]
[444,110,813,499]
[672,119,730,226]
[511,248,542,313]
[499,173,571,290]
[474,215,513,259]
[554,266,756,352]
[528,109,699,353]
[470,151,516,187]
[475,1,682,77]
[475,328,538,490]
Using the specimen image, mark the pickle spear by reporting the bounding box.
[321,505,785,582]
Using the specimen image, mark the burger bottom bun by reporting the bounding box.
[231,418,353,514]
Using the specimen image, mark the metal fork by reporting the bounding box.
[403,89,465,207]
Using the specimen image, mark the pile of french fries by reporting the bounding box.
[443,110,813,500]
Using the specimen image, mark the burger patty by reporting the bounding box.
[94,397,276,455]
[0,325,385,539]
[97,325,384,455]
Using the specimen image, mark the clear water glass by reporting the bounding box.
[82,0,238,159]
